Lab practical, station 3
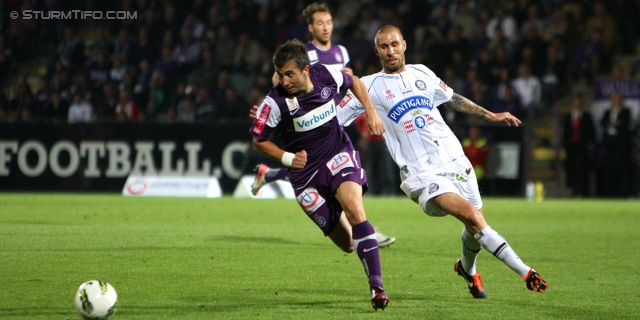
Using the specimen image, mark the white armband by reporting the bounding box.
[281,152,296,167]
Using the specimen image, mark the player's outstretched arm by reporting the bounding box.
[351,75,385,135]
[443,93,521,127]
[253,138,307,169]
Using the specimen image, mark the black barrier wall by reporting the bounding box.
[0,122,254,193]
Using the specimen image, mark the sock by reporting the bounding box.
[474,226,530,277]
[460,227,482,275]
[264,167,290,183]
[352,220,383,288]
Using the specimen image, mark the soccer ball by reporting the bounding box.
[74,280,118,319]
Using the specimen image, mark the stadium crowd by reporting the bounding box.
[0,0,638,196]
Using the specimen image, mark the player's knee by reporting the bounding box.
[340,244,354,253]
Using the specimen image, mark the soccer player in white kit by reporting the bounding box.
[338,25,549,298]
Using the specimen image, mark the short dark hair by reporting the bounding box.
[302,2,330,25]
[272,39,310,71]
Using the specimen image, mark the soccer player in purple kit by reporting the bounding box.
[255,2,397,248]
[250,39,389,310]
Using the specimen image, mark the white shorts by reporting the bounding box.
[399,156,483,217]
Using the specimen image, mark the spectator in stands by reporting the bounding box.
[115,90,138,122]
[0,34,13,86]
[156,46,178,92]
[68,92,93,123]
[562,94,595,197]
[194,85,215,122]
[146,70,166,120]
[34,76,52,121]
[134,27,157,66]
[86,50,111,97]
[181,11,205,40]
[214,24,237,73]
[462,126,490,182]
[113,28,135,66]
[486,6,518,44]
[232,31,262,75]
[511,64,541,114]
[175,92,196,123]
[600,92,633,197]
[542,8,568,43]
[217,86,248,122]
[573,29,604,83]
[172,25,201,77]
[109,57,127,88]
[42,90,69,123]
[57,25,85,73]
[92,82,118,122]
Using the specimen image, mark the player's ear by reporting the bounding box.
[308,24,313,34]
[374,46,380,57]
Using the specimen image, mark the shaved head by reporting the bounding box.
[374,25,404,46]
[374,25,407,74]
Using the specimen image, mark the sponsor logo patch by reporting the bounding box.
[251,103,271,135]
[338,93,353,108]
[384,89,395,100]
[387,96,433,123]
[286,97,299,115]
[293,100,336,132]
[297,187,325,215]
[429,183,439,194]
[326,152,354,175]
[126,180,148,195]
[321,87,332,99]
[403,120,415,133]
[307,50,318,62]
[440,80,447,91]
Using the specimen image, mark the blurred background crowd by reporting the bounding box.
[0,0,639,197]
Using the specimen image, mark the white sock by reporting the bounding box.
[474,226,530,277]
[460,227,482,275]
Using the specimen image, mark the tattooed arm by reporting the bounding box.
[442,93,522,127]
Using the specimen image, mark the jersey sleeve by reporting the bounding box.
[336,91,364,126]
[324,64,353,91]
[417,64,454,107]
[250,96,281,140]
[338,45,350,67]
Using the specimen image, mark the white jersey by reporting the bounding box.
[339,64,465,176]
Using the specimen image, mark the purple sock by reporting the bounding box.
[264,168,290,183]
[352,220,383,288]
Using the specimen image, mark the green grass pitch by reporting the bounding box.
[1,194,639,319]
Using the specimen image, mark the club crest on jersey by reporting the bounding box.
[297,187,325,215]
[338,93,353,108]
[384,89,396,100]
[387,96,433,123]
[334,53,343,63]
[415,80,427,91]
[326,151,354,175]
[429,183,439,194]
[286,97,299,115]
[315,216,327,227]
[321,87,332,99]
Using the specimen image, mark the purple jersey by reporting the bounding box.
[251,64,355,189]
[306,42,350,70]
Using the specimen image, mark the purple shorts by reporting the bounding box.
[294,150,369,236]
